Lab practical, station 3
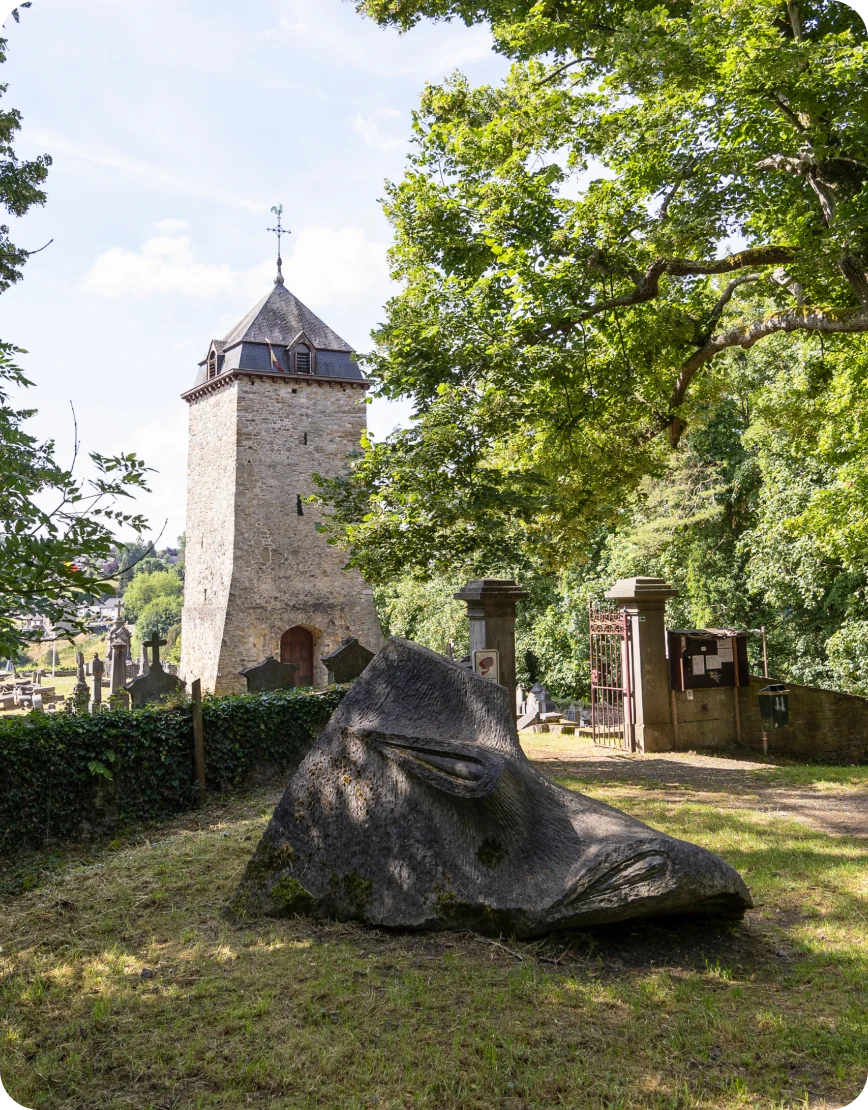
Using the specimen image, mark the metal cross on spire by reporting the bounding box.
[268,204,290,286]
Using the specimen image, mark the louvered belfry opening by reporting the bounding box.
[281,626,314,686]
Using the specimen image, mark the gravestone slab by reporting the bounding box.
[239,656,298,693]
[320,638,376,684]
[73,651,90,714]
[517,709,540,732]
[230,637,752,936]
[126,634,184,708]
[91,655,105,710]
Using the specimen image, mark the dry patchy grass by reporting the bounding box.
[1,767,866,1110]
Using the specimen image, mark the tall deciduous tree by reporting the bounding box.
[324,0,868,576]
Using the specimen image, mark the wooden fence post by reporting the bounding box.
[191,679,206,793]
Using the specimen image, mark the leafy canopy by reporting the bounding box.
[329,0,868,577]
[122,569,182,622]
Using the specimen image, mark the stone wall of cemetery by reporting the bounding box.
[671,676,868,762]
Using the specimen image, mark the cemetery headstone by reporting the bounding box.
[139,642,150,677]
[111,640,127,697]
[239,656,298,693]
[91,655,105,711]
[527,683,557,716]
[126,634,184,708]
[107,611,132,690]
[73,651,90,714]
[320,638,376,684]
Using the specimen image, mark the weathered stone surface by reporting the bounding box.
[321,637,376,684]
[127,665,183,708]
[230,638,752,936]
[239,656,298,693]
[180,367,383,695]
[126,635,183,708]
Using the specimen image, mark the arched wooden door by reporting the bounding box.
[281,626,314,686]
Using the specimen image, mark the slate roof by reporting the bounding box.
[187,282,366,392]
[220,284,353,354]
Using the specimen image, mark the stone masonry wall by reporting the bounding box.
[180,385,238,692]
[671,686,740,752]
[736,676,868,764]
[182,373,383,695]
[671,677,867,762]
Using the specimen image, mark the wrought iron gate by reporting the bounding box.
[589,603,635,751]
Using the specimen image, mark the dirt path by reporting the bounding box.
[524,737,868,839]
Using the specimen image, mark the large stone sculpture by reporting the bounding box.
[230,638,751,935]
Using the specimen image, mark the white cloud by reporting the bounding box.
[19,128,266,212]
[83,233,257,298]
[155,218,190,235]
[275,0,495,77]
[83,224,390,307]
[352,108,406,153]
[283,226,391,305]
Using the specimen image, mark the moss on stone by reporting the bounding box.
[342,872,372,912]
[241,841,296,890]
[476,838,507,869]
[270,877,314,915]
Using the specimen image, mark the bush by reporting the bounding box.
[137,595,184,640]
[122,570,182,622]
[0,686,347,856]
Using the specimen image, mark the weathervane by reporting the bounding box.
[268,204,290,286]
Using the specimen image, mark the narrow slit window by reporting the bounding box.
[296,495,304,516]
[295,347,311,374]
[303,432,308,445]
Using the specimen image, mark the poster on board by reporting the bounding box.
[473,649,500,684]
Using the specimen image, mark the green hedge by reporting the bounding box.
[0,686,347,856]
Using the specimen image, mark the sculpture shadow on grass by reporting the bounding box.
[229,638,752,937]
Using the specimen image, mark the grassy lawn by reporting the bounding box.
[1,760,866,1110]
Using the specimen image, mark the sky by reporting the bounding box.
[0,0,509,546]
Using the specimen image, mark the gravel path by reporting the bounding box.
[525,738,868,839]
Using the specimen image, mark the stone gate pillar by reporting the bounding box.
[454,579,529,716]
[606,577,678,753]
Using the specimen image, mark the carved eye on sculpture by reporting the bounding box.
[354,730,504,799]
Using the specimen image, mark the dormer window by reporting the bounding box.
[295,346,311,374]
[208,351,217,380]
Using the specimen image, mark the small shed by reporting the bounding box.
[667,629,750,693]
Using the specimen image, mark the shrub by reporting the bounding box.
[0,686,347,856]
[122,570,182,622]
[137,595,184,640]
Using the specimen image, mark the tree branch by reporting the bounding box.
[531,246,797,337]
[664,304,868,446]
[699,273,764,343]
[767,94,807,133]
[787,0,803,41]
[534,57,593,86]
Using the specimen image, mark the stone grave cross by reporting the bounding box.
[145,633,168,671]
[126,633,182,708]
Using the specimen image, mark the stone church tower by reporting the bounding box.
[180,270,382,695]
